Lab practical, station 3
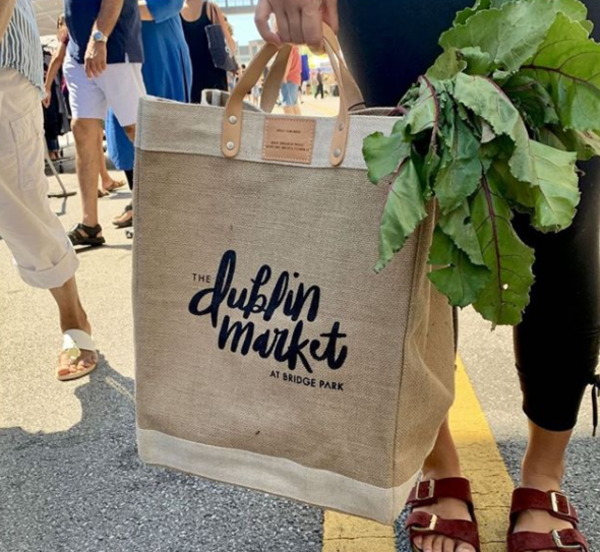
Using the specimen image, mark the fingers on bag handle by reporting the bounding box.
[254,0,281,46]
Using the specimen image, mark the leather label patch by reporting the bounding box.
[262,117,316,164]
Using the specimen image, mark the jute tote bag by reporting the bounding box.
[133,27,455,525]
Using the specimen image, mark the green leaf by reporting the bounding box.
[460,47,494,76]
[451,72,578,227]
[438,201,486,266]
[470,173,535,327]
[453,73,531,179]
[441,1,581,74]
[523,13,600,131]
[434,111,482,213]
[428,227,491,308]
[427,48,467,82]
[541,128,600,161]
[405,79,438,136]
[488,160,536,210]
[453,0,492,26]
[363,125,411,184]
[375,159,428,273]
[504,74,559,128]
[489,0,588,21]
[522,140,580,232]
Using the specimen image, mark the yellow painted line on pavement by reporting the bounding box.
[321,357,513,552]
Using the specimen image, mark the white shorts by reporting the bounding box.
[63,55,146,127]
[0,68,79,289]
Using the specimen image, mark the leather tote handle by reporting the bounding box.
[221,24,365,167]
[259,27,364,115]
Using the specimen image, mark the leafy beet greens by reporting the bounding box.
[363,0,600,327]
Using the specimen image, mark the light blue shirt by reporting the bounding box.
[0,0,44,93]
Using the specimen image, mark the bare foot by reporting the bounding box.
[412,495,476,552]
[512,477,577,552]
[113,209,133,227]
[56,321,98,381]
[410,472,477,552]
[57,348,98,380]
[102,179,126,192]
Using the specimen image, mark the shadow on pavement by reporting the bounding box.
[0,357,323,552]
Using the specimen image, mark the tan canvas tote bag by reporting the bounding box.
[133,27,455,525]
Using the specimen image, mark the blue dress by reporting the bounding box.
[106,0,192,171]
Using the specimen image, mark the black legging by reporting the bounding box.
[339,0,600,432]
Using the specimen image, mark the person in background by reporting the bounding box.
[62,0,145,248]
[300,51,310,101]
[281,45,301,115]
[43,14,126,197]
[108,0,193,230]
[0,0,98,381]
[314,68,324,99]
[181,0,232,102]
[42,45,67,161]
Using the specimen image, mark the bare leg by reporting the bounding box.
[113,124,136,227]
[412,417,475,552]
[98,143,118,192]
[49,276,90,334]
[512,421,573,552]
[50,276,97,377]
[72,118,103,233]
[123,123,136,143]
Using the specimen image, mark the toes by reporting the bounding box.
[422,535,435,552]
[413,536,423,550]
[443,538,454,552]
[432,535,445,552]
[456,543,475,552]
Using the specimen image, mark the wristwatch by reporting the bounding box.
[91,30,108,43]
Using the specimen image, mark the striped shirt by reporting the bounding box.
[0,0,44,93]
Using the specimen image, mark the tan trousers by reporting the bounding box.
[0,68,78,288]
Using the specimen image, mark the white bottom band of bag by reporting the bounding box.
[137,428,419,525]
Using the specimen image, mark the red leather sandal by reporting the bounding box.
[405,477,481,552]
[507,488,589,551]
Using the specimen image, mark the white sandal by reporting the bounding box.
[57,329,98,381]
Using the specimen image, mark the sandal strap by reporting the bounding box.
[508,528,589,552]
[406,477,474,508]
[510,489,579,526]
[406,511,481,551]
[69,223,103,239]
[62,329,97,359]
[77,223,102,237]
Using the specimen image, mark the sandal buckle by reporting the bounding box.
[415,480,435,501]
[552,530,582,550]
[550,492,571,517]
[412,514,438,533]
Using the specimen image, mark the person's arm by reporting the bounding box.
[85,0,125,78]
[0,0,16,44]
[42,41,67,107]
[138,1,153,21]
[140,0,183,23]
[254,0,338,49]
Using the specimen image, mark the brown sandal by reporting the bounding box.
[405,478,481,552]
[508,488,589,551]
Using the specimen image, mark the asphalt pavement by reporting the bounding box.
[0,99,598,551]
